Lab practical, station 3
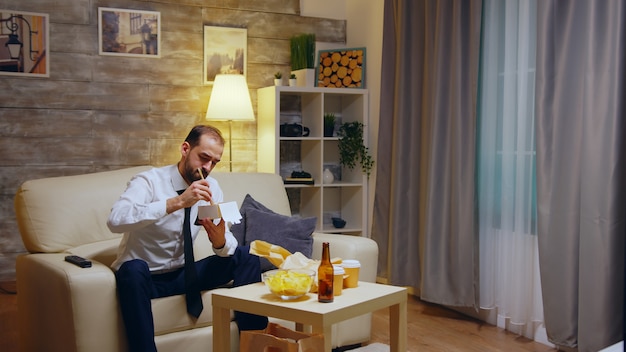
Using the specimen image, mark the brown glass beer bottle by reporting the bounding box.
[318,242,334,303]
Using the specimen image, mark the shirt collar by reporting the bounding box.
[169,164,189,192]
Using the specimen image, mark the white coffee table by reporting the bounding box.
[212,281,407,352]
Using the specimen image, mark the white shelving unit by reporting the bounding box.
[257,86,369,236]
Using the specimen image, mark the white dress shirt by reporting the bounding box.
[108,165,238,271]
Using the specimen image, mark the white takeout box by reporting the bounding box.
[198,201,242,224]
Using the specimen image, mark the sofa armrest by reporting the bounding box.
[311,233,378,283]
[16,253,126,352]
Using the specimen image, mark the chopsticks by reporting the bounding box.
[198,168,212,205]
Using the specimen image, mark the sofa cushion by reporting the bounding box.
[67,238,122,267]
[152,289,234,335]
[230,194,273,245]
[211,172,291,217]
[15,166,153,253]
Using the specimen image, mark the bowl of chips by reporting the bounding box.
[262,269,315,300]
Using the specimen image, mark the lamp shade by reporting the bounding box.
[206,74,255,121]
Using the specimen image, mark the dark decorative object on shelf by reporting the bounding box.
[284,170,314,185]
[338,121,374,177]
[280,123,310,137]
[332,217,346,229]
[324,113,336,137]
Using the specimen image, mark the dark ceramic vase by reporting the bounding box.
[324,125,334,137]
[332,217,346,228]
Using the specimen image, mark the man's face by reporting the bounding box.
[180,134,224,184]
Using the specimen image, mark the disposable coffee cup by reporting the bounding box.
[333,265,345,296]
[342,259,361,288]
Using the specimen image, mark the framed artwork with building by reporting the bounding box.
[98,7,161,58]
[0,9,49,77]
[203,26,247,85]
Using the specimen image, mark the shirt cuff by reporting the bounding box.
[150,199,168,218]
[213,231,237,256]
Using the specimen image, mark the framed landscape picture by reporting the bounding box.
[204,26,247,85]
[0,9,49,77]
[317,47,366,88]
[98,7,161,58]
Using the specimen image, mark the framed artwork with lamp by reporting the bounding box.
[0,9,49,77]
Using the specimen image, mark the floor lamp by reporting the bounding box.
[205,74,255,172]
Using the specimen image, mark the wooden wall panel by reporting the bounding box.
[0,0,90,23]
[51,24,97,54]
[0,0,346,281]
[205,8,345,42]
[0,109,94,137]
[0,79,152,110]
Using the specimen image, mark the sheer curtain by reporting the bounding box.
[477,0,545,340]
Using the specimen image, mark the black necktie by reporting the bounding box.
[178,190,203,318]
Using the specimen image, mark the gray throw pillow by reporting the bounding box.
[244,207,316,271]
[244,208,316,256]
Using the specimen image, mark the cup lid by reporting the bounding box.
[333,265,345,274]
[342,259,361,268]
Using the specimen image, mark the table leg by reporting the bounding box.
[312,324,333,352]
[213,305,231,351]
[389,299,407,352]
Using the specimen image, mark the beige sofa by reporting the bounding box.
[14,166,379,352]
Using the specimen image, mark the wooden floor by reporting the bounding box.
[365,294,556,352]
[0,281,18,352]
[0,280,556,351]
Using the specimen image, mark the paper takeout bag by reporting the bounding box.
[250,240,342,269]
[239,323,324,352]
[249,240,343,292]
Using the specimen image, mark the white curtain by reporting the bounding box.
[477,0,545,340]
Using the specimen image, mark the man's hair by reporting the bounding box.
[184,125,225,148]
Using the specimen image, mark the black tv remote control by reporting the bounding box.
[65,255,92,268]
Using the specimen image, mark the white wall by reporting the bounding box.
[301,0,384,236]
[346,0,384,235]
[300,0,347,19]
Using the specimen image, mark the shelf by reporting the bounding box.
[257,86,369,236]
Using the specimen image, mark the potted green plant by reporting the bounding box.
[337,121,374,177]
[290,33,316,86]
[289,73,297,86]
[274,72,283,86]
[323,113,336,137]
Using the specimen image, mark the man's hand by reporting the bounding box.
[166,179,214,213]
[198,217,226,249]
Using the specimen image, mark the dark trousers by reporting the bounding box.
[115,245,268,352]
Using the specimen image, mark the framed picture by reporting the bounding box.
[98,7,160,58]
[317,47,366,88]
[0,9,49,77]
[204,26,247,85]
